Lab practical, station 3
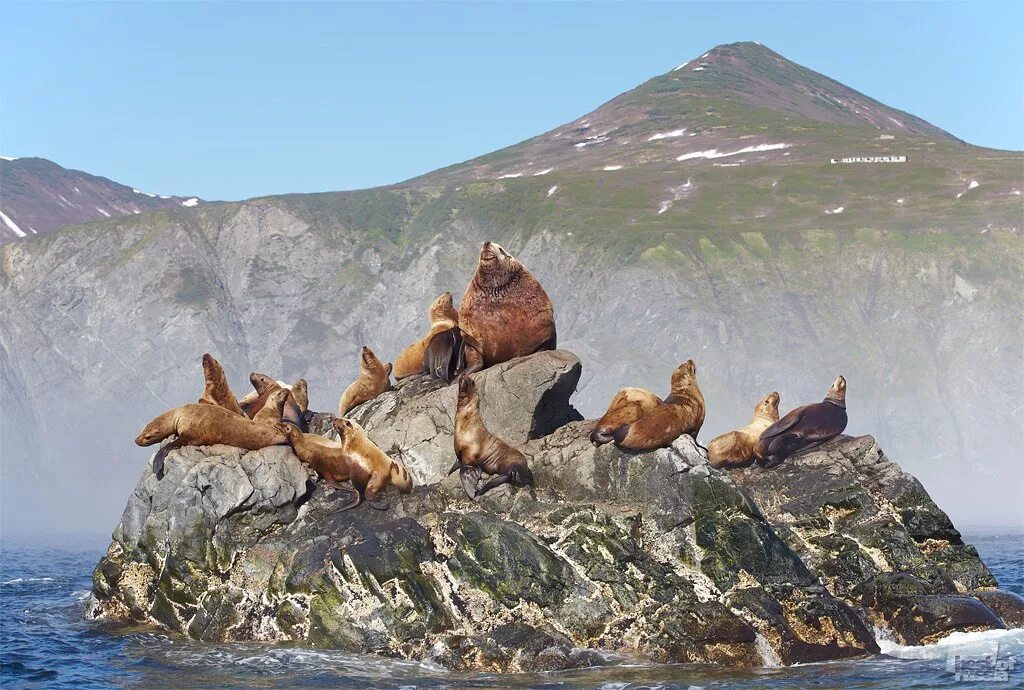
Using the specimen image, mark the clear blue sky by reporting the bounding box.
[1,1,1021,200]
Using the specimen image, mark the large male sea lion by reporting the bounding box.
[611,359,706,452]
[591,387,663,445]
[393,291,460,379]
[197,353,244,416]
[707,392,781,469]
[330,418,413,509]
[338,346,392,415]
[450,375,534,498]
[135,403,289,478]
[458,242,556,374]
[754,376,847,469]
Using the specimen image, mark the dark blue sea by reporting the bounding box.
[1,533,1022,689]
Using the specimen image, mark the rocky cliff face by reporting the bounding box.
[88,351,1022,672]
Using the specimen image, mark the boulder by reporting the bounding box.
[88,350,1015,670]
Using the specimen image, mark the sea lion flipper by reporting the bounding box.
[459,466,481,499]
[758,408,804,442]
[448,459,462,476]
[152,436,186,479]
[476,473,510,497]
[326,483,362,512]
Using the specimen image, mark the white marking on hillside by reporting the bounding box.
[677,143,790,161]
[648,129,686,141]
[672,60,690,71]
[159,195,170,199]
[181,198,199,207]
[602,165,623,171]
[58,195,71,206]
[547,185,558,197]
[0,155,17,161]
[701,52,709,58]
[692,67,705,71]
[825,206,845,215]
[497,172,523,179]
[73,187,81,194]
[532,168,553,176]
[897,198,905,204]
[0,210,26,237]
[888,116,906,128]
[133,188,156,197]
[714,162,742,167]
[1012,189,1021,196]
[96,207,111,217]
[28,227,36,234]
[657,178,693,214]
[133,210,140,214]
[968,180,979,189]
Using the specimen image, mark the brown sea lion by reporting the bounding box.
[591,387,663,445]
[135,403,289,478]
[707,392,781,469]
[252,388,290,424]
[450,375,534,498]
[423,326,472,382]
[240,373,307,430]
[338,346,392,415]
[281,426,359,509]
[393,292,460,379]
[197,353,244,416]
[330,418,413,510]
[754,376,847,469]
[458,242,556,374]
[611,359,706,452]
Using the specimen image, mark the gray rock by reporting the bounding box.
[88,351,1012,671]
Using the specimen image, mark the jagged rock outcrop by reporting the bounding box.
[88,351,1021,672]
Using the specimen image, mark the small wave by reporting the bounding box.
[2,577,56,585]
[878,627,1024,660]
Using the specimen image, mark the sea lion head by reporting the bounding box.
[757,391,781,420]
[827,375,847,402]
[265,388,289,415]
[475,241,521,290]
[135,420,166,446]
[201,353,223,378]
[429,291,458,323]
[359,345,390,378]
[670,359,698,392]
[282,423,303,445]
[291,378,309,410]
[249,372,278,394]
[457,374,479,407]
[332,417,366,444]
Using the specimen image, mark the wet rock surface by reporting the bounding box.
[89,351,1020,671]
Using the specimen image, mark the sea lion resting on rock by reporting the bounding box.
[458,242,556,374]
[754,376,847,469]
[610,359,706,452]
[707,392,781,469]
[338,346,392,415]
[135,403,289,479]
[240,373,307,430]
[450,374,534,498]
[591,387,662,445]
[197,353,244,416]
[281,426,359,508]
[319,418,412,510]
[393,291,460,379]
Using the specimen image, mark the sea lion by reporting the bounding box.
[197,353,244,416]
[754,376,847,469]
[450,374,534,498]
[281,425,360,509]
[393,291,460,379]
[240,373,307,430]
[591,387,663,445]
[135,403,289,478]
[423,326,470,382]
[330,418,413,510]
[707,392,781,469]
[458,242,556,374]
[611,359,706,451]
[252,388,290,424]
[338,346,392,415]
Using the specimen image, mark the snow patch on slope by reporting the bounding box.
[648,129,686,141]
[181,198,199,207]
[677,143,790,162]
[0,210,26,237]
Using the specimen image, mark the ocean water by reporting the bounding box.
[1,533,1021,689]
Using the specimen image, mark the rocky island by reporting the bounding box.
[88,351,1023,672]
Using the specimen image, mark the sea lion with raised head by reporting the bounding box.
[252,388,290,424]
[707,392,781,469]
[450,374,534,498]
[135,403,289,478]
[591,387,663,445]
[754,376,847,469]
[330,418,413,510]
[281,425,360,509]
[239,372,281,417]
[197,353,244,416]
[458,242,556,374]
[338,346,392,415]
[240,373,307,430]
[394,292,460,379]
[611,359,706,452]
